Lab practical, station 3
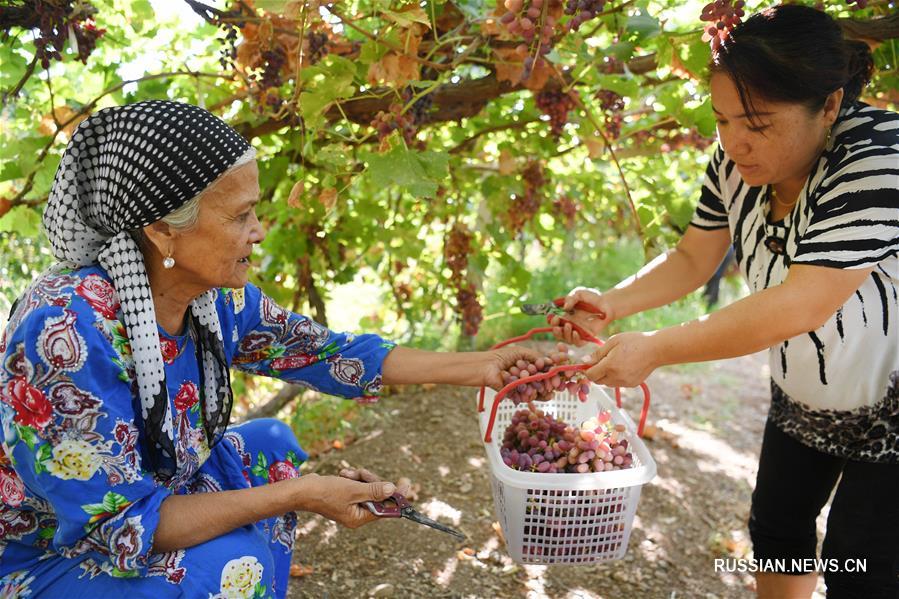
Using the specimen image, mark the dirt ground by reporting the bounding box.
[286,351,819,599]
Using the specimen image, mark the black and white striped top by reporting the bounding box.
[691,103,899,463]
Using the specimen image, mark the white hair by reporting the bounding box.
[160,147,257,231]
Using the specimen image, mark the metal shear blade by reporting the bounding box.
[401,508,466,540]
[520,301,565,316]
[364,492,465,540]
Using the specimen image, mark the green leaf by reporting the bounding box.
[256,450,269,471]
[299,56,357,130]
[678,37,712,80]
[596,75,639,99]
[655,36,674,71]
[255,0,291,12]
[383,5,431,28]
[359,39,389,65]
[0,205,41,238]
[625,14,660,39]
[0,44,29,90]
[129,0,154,33]
[38,525,56,539]
[362,146,448,198]
[691,98,717,137]
[0,162,23,182]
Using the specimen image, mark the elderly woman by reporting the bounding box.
[553,6,898,598]
[0,101,532,597]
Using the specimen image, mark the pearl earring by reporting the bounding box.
[163,254,175,269]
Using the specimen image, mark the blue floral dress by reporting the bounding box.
[0,266,395,598]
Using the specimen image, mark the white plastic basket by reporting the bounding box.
[478,384,656,565]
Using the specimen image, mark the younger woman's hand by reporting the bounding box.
[550,287,614,345]
[583,331,659,388]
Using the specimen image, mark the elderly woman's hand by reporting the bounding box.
[583,331,660,388]
[291,471,398,529]
[484,345,542,390]
[338,467,412,497]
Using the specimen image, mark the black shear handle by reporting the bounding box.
[363,492,410,518]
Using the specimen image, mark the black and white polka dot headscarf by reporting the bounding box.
[43,100,252,481]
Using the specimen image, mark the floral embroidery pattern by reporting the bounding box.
[217,556,266,599]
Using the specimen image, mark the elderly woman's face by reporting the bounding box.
[174,160,264,290]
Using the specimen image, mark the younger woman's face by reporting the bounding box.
[709,73,838,191]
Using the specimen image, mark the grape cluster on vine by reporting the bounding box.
[595,89,625,140]
[259,47,287,90]
[370,103,418,148]
[535,88,578,137]
[307,31,329,64]
[700,0,745,52]
[506,160,546,234]
[444,223,484,337]
[499,346,590,404]
[563,0,607,32]
[31,1,105,68]
[498,0,560,79]
[552,195,578,229]
[500,405,636,474]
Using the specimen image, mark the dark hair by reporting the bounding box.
[710,5,874,120]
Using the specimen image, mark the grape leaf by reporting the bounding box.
[362,146,448,198]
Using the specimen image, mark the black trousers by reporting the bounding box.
[749,419,899,598]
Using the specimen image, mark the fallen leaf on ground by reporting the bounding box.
[290,564,314,577]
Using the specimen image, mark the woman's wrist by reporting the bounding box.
[276,474,317,514]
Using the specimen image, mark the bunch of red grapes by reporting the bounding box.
[498,0,560,79]
[443,223,484,337]
[552,195,578,229]
[535,88,579,137]
[563,0,607,32]
[370,104,418,147]
[500,405,636,474]
[506,160,546,234]
[498,347,590,404]
[700,0,745,52]
[31,1,105,68]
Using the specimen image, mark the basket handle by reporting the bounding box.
[477,321,600,413]
[482,374,652,443]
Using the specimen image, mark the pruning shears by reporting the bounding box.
[521,297,607,321]
[364,492,466,540]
